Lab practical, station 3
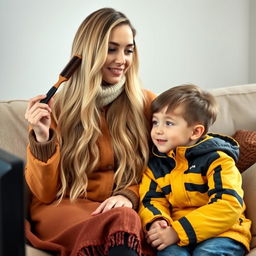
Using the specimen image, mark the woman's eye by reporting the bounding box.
[108,48,116,53]
[125,49,134,54]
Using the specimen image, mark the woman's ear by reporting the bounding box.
[191,124,205,140]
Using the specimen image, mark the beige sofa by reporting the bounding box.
[0,83,256,255]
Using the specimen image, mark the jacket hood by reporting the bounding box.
[152,133,239,162]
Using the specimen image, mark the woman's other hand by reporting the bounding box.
[91,195,132,215]
[25,95,53,143]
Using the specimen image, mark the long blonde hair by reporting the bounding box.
[53,8,150,201]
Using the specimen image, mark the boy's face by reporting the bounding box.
[151,105,196,153]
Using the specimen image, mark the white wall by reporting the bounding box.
[0,0,253,99]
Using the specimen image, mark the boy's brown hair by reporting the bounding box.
[151,84,218,135]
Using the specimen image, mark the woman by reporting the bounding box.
[25,7,156,256]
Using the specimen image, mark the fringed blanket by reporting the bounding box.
[25,198,155,256]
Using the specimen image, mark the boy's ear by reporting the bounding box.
[191,124,205,140]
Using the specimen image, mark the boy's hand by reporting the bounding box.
[146,219,179,251]
[149,219,168,230]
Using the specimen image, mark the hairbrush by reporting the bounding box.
[40,55,82,104]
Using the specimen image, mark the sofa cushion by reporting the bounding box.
[0,100,28,162]
[210,84,256,136]
[233,130,256,173]
[242,163,256,249]
[247,247,256,255]
[26,244,53,256]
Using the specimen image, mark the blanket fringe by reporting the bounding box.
[77,231,143,256]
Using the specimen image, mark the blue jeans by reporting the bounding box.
[157,237,245,256]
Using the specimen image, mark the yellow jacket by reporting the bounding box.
[139,134,251,251]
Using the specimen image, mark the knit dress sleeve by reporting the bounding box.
[25,128,60,204]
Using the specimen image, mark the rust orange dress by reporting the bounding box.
[25,90,156,256]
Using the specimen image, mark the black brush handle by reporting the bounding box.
[40,86,57,104]
[40,55,82,104]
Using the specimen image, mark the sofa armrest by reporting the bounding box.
[0,100,28,162]
[242,163,256,250]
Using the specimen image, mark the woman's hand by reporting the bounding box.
[25,95,53,143]
[91,195,132,215]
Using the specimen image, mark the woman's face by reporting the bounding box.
[102,24,134,85]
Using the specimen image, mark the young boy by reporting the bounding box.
[139,84,251,255]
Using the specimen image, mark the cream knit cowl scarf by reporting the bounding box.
[97,76,126,108]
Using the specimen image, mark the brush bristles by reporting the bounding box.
[60,55,82,79]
